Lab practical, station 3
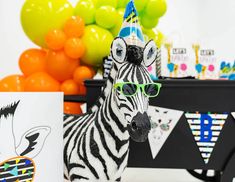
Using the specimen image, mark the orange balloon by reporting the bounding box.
[64,102,82,114]
[0,75,25,92]
[24,72,60,92]
[19,48,47,77]
[64,16,85,38]
[45,29,67,50]
[73,66,95,85]
[61,79,79,95]
[78,83,87,95]
[46,50,79,82]
[64,38,85,59]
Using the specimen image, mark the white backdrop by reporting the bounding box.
[0,0,235,78]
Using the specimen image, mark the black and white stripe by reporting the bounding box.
[186,113,228,164]
[64,38,157,181]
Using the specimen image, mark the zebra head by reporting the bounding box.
[111,37,159,142]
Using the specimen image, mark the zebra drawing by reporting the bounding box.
[64,1,161,181]
[0,101,51,161]
[0,101,51,181]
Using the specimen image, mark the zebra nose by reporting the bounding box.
[131,112,151,131]
[128,112,151,142]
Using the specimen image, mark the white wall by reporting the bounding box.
[197,0,235,62]
[0,0,234,78]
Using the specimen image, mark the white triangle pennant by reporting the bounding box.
[148,106,183,159]
[231,112,235,120]
[186,113,228,164]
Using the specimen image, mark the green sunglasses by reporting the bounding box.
[114,82,162,97]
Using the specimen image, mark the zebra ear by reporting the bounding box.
[111,37,127,64]
[143,40,158,67]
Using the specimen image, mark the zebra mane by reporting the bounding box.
[0,101,20,119]
[89,58,117,112]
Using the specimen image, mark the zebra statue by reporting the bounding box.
[64,1,162,181]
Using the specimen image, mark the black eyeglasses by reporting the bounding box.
[114,82,162,97]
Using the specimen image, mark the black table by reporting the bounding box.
[65,80,235,182]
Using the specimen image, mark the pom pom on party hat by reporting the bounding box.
[118,0,145,48]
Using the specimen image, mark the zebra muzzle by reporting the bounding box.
[127,112,151,143]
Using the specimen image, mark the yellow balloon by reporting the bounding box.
[81,25,114,67]
[109,8,125,36]
[155,30,165,47]
[143,28,165,47]
[21,0,73,47]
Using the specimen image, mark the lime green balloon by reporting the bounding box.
[74,0,96,25]
[110,8,125,37]
[81,25,114,66]
[143,28,165,47]
[142,27,156,39]
[145,0,167,18]
[97,0,117,8]
[155,30,165,47]
[140,14,159,29]
[95,6,118,29]
[21,0,73,47]
[117,0,129,8]
[135,0,149,13]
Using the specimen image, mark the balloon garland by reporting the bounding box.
[0,0,167,114]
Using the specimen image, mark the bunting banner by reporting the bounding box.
[231,112,235,120]
[148,106,183,159]
[185,112,228,164]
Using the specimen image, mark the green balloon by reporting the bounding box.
[74,0,96,25]
[21,0,73,47]
[135,0,149,13]
[140,14,159,29]
[81,25,114,67]
[117,0,129,8]
[97,0,117,8]
[110,8,125,37]
[95,6,118,29]
[145,0,167,18]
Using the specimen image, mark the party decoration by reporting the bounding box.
[0,93,63,181]
[0,75,25,92]
[61,79,80,95]
[24,72,60,91]
[145,0,167,18]
[64,102,82,114]
[232,112,235,120]
[186,112,228,164]
[74,0,96,25]
[46,51,79,82]
[97,0,117,8]
[95,6,118,29]
[45,29,67,51]
[148,106,183,159]
[19,48,47,76]
[161,42,192,78]
[73,66,95,85]
[64,38,85,59]
[110,8,125,37]
[193,44,218,79]
[135,0,149,12]
[219,61,234,80]
[63,16,85,38]
[21,0,73,47]
[140,14,159,29]
[81,25,114,66]
[64,1,160,181]
[117,0,129,8]
[0,157,35,181]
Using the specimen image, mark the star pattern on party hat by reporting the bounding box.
[119,0,145,47]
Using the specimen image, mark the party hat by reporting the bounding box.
[118,0,145,48]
